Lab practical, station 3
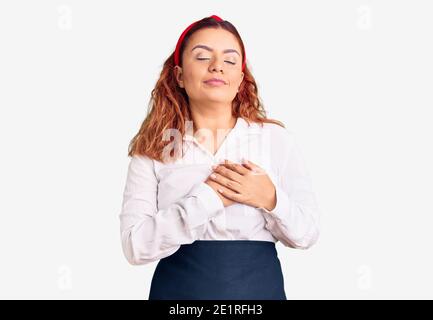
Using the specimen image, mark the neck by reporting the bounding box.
[188,101,237,139]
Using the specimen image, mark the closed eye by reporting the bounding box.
[197,57,236,65]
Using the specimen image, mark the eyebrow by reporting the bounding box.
[191,44,240,57]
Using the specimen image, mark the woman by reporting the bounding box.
[119,15,320,300]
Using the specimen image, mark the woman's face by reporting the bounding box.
[174,28,244,104]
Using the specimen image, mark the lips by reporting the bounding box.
[204,78,226,85]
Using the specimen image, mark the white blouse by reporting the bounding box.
[119,117,320,265]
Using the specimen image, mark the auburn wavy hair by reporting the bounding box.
[128,17,285,163]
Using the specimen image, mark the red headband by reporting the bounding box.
[173,15,246,71]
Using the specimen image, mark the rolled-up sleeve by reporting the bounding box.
[119,155,224,266]
[260,131,320,249]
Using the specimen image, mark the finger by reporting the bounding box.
[217,185,243,202]
[244,159,258,166]
[219,159,250,176]
[209,172,242,193]
[241,159,265,175]
[213,164,244,183]
[242,158,259,168]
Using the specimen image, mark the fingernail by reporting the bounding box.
[211,165,217,170]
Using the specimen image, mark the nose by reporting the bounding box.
[208,56,224,73]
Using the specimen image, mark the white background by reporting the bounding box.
[1,0,432,299]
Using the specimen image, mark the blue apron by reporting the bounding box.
[148,240,287,300]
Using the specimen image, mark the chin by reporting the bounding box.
[204,91,237,100]
[202,94,230,102]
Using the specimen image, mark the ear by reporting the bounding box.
[237,72,244,92]
[174,66,184,88]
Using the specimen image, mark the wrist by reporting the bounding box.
[262,186,277,212]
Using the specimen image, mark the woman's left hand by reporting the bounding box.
[209,159,277,211]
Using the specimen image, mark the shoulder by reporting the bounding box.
[129,154,154,166]
[259,121,296,149]
[127,154,157,177]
